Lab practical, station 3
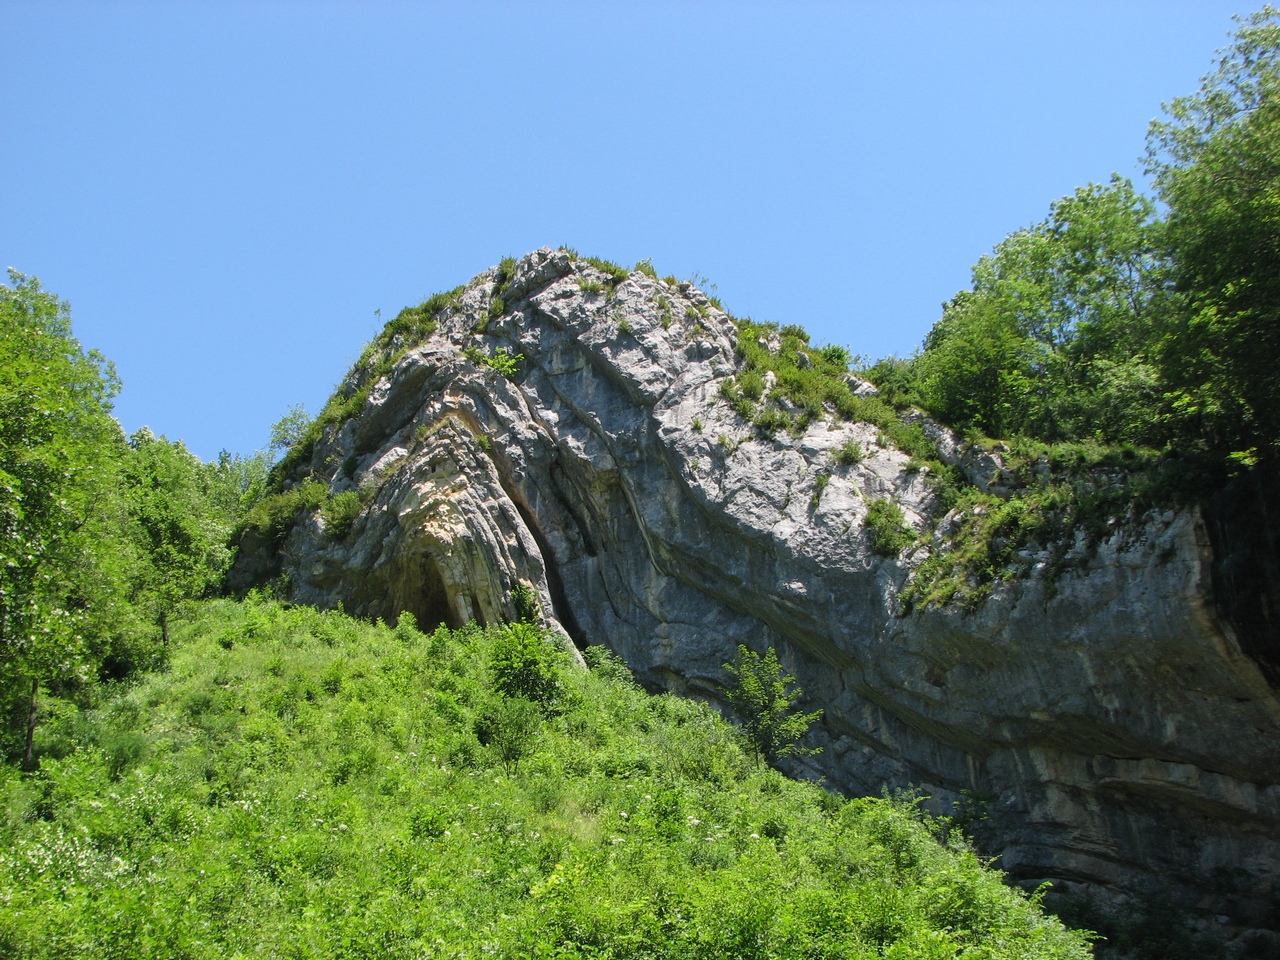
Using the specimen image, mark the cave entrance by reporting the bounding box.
[395,554,461,631]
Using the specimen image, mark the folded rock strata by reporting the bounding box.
[232,248,1280,930]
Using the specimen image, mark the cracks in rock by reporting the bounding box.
[550,463,598,558]
[488,457,589,651]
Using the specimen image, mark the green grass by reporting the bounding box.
[1,599,1093,959]
[899,437,1208,613]
[720,319,941,461]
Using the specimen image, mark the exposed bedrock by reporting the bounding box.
[234,249,1280,928]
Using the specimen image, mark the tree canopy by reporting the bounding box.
[891,7,1280,474]
[911,177,1171,446]
[0,272,252,764]
[0,271,125,766]
[1146,5,1280,463]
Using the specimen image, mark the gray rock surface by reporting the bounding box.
[235,248,1280,929]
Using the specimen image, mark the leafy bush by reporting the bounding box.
[476,696,540,774]
[723,645,822,765]
[866,498,915,557]
[239,480,327,546]
[833,437,864,466]
[490,621,565,708]
[320,489,362,539]
[510,582,540,623]
[465,344,524,378]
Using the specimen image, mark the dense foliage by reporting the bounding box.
[880,8,1280,473]
[0,599,1092,959]
[0,272,263,766]
[910,177,1169,447]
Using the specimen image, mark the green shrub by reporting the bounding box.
[240,480,327,545]
[320,490,362,539]
[495,255,518,290]
[753,406,792,438]
[465,345,523,378]
[738,368,766,400]
[510,582,540,623]
[104,730,148,780]
[476,696,540,774]
[866,499,915,557]
[833,438,864,466]
[723,645,822,766]
[490,621,564,709]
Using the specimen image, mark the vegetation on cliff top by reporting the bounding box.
[882,8,1280,469]
[1,597,1092,959]
[870,8,1280,607]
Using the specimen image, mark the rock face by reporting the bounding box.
[235,249,1280,928]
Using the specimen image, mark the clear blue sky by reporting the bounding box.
[1,1,1250,461]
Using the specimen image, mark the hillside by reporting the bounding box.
[229,246,1280,948]
[0,598,1093,959]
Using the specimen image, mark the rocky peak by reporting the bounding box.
[232,248,1280,937]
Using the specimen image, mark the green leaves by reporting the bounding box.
[723,644,822,766]
[913,176,1171,445]
[490,621,565,709]
[0,600,1094,958]
[122,429,236,631]
[1,272,126,763]
[1145,6,1280,459]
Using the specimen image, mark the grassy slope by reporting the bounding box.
[0,599,1090,959]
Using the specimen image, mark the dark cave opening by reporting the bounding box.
[1205,460,1280,687]
[396,554,460,631]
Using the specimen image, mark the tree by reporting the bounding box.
[0,271,123,767]
[122,429,235,646]
[475,696,540,775]
[723,645,822,766]
[490,622,564,709]
[1145,5,1280,461]
[913,177,1171,444]
[269,404,313,456]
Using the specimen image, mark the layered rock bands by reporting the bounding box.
[233,249,1280,927]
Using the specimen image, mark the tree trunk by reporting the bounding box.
[160,608,169,646]
[21,677,39,772]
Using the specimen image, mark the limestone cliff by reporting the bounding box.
[232,249,1280,931]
